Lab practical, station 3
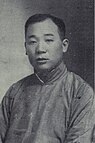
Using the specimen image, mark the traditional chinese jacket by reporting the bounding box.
[0,62,94,143]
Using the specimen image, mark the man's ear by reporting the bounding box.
[24,42,27,55]
[62,39,69,53]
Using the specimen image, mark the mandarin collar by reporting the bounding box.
[34,61,67,84]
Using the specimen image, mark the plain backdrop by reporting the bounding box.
[0,0,94,102]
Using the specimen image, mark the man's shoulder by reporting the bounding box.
[15,73,36,84]
[65,71,94,97]
[4,74,36,98]
[66,71,91,87]
[13,73,34,85]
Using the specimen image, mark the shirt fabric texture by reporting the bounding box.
[0,62,94,143]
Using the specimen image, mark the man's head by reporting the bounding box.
[25,14,69,72]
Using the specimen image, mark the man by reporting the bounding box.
[0,14,94,143]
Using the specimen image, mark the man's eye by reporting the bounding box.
[31,41,37,43]
[45,39,54,42]
[29,41,37,45]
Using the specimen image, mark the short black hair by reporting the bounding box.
[25,14,66,40]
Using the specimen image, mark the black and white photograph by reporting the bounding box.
[0,0,94,142]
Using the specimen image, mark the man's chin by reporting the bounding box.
[34,64,53,73]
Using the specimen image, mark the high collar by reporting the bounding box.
[34,61,67,84]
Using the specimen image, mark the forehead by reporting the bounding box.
[26,19,59,37]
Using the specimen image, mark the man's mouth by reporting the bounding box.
[36,58,49,64]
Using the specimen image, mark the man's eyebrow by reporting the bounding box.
[28,34,54,38]
[28,35,36,38]
[44,34,54,36]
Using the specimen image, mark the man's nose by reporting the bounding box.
[36,41,46,54]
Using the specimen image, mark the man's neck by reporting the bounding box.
[34,61,67,84]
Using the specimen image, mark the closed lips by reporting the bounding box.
[36,58,48,61]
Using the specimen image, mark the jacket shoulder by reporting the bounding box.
[64,71,94,99]
[4,74,35,99]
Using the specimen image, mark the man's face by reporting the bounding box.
[25,19,68,72]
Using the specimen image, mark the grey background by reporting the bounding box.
[0,0,94,101]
